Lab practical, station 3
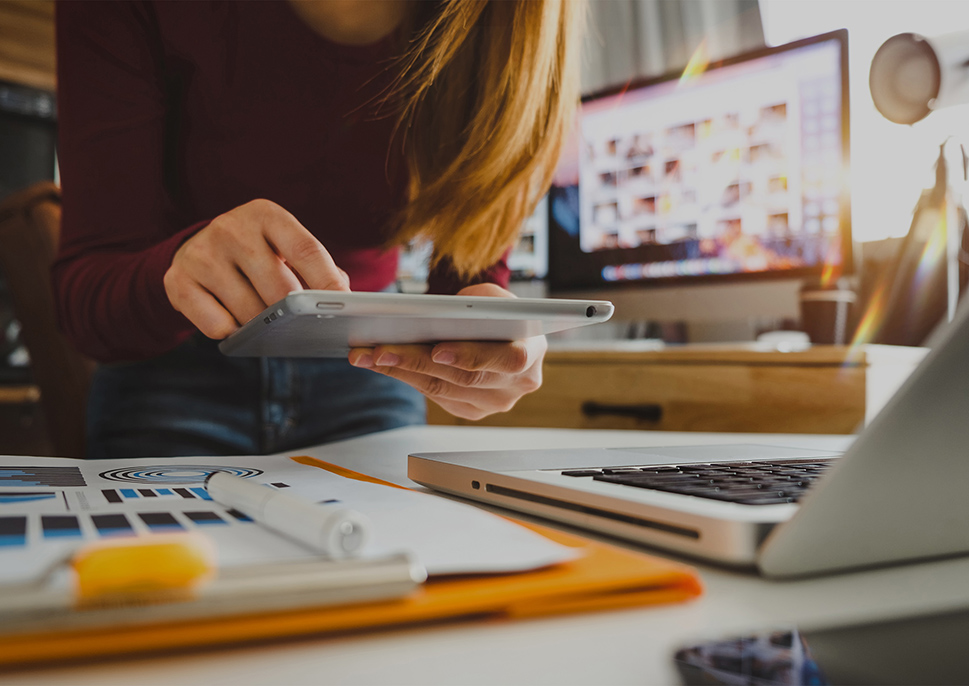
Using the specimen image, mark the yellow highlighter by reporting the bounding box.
[71,534,216,608]
[0,533,216,615]
[0,533,423,635]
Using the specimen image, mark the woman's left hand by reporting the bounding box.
[347,283,546,420]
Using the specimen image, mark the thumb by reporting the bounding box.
[457,283,514,298]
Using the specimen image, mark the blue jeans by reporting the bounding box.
[86,333,426,458]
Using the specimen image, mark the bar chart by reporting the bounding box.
[0,508,255,548]
[0,467,86,488]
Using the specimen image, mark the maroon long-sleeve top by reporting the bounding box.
[53,1,508,363]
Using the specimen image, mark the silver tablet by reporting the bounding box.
[218,291,615,357]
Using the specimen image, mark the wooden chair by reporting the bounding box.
[0,182,94,457]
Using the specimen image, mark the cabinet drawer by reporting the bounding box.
[429,361,866,434]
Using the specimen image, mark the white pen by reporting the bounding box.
[205,472,370,558]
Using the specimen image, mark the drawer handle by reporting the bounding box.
[581,401,663,422]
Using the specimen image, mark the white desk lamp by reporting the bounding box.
[869,29,969,126]
[869,30,969,325]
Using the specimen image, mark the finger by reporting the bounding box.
[428,396,495,422]
[365,363,518,411]
[171,282,239,339]
[195,262,271,326]
[228,239,304,306]
[347,347,375,368]
[258,207,350,292]
[367,345,505,389]
[278,261,348,291]
[456,282,513,298]
[177,210,304,309]
[430,337,546,375]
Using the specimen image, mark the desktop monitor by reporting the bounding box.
[396,197,549,291]
[547,30,851,297]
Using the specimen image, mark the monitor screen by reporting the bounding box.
[548,30,850,293]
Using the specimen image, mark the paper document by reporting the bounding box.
[0,453,576,585]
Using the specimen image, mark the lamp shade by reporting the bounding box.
[870,30,969,125]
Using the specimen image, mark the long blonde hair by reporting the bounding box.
[390,0,585,279]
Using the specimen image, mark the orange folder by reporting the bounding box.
[0,458,703,669]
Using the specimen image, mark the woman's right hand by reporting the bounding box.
[163,198,350,339]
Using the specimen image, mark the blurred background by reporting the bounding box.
[3,0,969,448]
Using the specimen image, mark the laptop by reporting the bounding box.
[409,296,969,578]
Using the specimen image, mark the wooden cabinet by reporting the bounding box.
[0,1,55,90]
[427,343,927,434]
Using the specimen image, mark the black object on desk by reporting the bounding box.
[674,607,969,685]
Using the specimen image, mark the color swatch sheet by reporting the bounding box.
[0,454,576,585]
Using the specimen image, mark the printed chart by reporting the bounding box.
[0,467,86,488]
[0,454,577,582]
[0,508,256,548]
[98,465,263,485]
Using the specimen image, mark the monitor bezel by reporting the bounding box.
[547,28,852,294]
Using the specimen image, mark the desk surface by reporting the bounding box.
[14,426,969,685]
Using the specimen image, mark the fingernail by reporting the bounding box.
[432,350,456,365]
[375,352,400,367]
[352,353,374,368]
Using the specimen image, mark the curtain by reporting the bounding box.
[581,0,766,94]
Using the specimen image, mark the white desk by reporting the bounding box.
[14,426,969,685]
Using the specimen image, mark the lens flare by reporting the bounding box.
[819,239,842,289]
[846,203,948,357]
[678,40,710,87]
[911,205,948,297]
[849,279,888,350]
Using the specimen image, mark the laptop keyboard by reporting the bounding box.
[561,458,838,505]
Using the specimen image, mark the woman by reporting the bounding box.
[53,0,584,457]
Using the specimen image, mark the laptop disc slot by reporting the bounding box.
[483,484,700,539]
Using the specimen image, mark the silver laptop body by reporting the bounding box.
[410,298,969,578]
